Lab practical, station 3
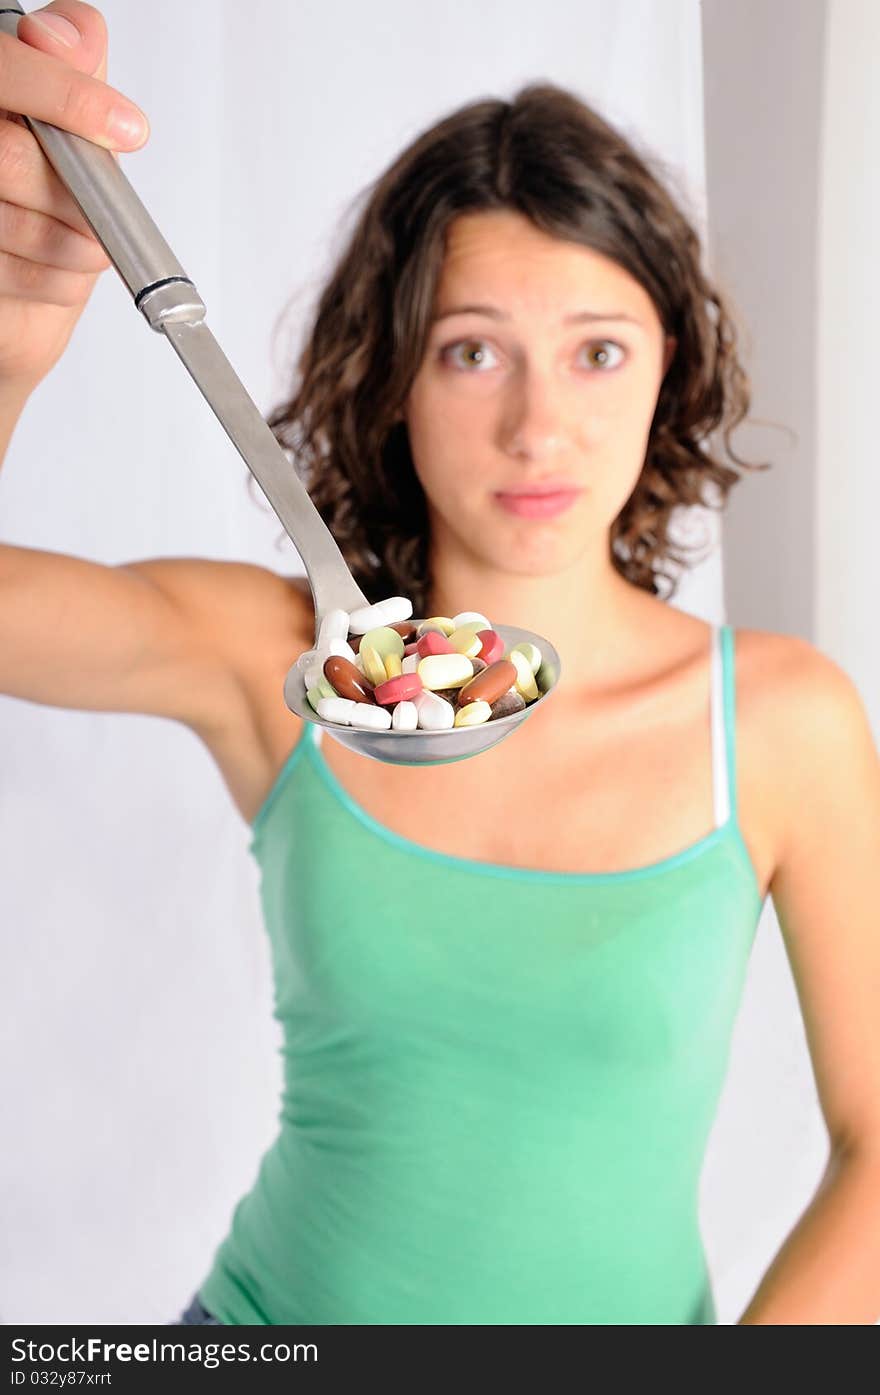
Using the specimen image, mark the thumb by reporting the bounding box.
[18,2,109,82]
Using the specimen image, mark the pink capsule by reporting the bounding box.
[416,631,455,659]
[476,629,504,664]
[372,672,424,707]
[403,641,420,656]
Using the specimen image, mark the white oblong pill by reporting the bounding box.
[326,637,357,664]
[401,654,420,675]
[316,696,356,725]
[349,703,393,730]
[348,596,413,634]
[451,611,491,631]
[391,700,419,731]
[374,596,414,626]
[317,608,351,649]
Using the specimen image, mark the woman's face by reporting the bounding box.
[402,209,676,580]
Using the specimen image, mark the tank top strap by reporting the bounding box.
[710,623,738,829]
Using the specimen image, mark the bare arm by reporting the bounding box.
[0,541,310,736]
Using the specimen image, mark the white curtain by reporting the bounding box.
[1,0,736,1323]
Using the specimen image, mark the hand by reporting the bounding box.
[0,2,149,392]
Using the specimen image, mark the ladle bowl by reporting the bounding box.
[284,623,561,766]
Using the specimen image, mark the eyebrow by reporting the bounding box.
[431,303,644,328]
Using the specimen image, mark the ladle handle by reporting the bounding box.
[0,2,371,634]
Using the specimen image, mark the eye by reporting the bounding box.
[439,338,499,371]
[580,340,626,370]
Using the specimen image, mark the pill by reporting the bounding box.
[452,611,491,631]
[348,597,413,634]
[456,658,518,708]
[349,703,393,730]
[453,700,493,727]
[417,653,475,690]
[414,689,456,730]
[475,629,505,665]
[373,672,423,706]
[391,700,419,731]
[316,695,357,725]
[509,640,542,674]
[294,589,555,735]
[416,616,455,638]
[536,660,558,694]
[508,649,540,701]
[317,609,351,649]
[448,627,484,658]
[360,626,406,661]
[361,643,390,686]
[307,674,340,710]
[489,689,526,719]
[417,630,456,658]
[323,655,376,704]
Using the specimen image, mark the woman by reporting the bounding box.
[3,4,879,1326]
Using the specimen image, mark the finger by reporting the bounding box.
[0,194,110,273]
[0,20,148,152]
[0,245,103,306]
[0,112,105,239]
[15,2,109,82]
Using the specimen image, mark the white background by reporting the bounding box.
[0,0,872,1324]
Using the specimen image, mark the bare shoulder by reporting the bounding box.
[732,624,868,722]
[731,625,876,865]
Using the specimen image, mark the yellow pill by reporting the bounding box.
[453,700,493,727]
[417,653,474,690]
[508,649,539,701]
[384,652,403,679]
[448,626,484,657]
[361,643,389,686]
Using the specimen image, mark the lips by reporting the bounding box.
[496,480,581,497]
[494,489,581,519]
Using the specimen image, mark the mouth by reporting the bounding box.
[493,489,582,519]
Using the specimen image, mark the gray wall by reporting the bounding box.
[702,0,827,642]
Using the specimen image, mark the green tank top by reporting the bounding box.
[198,623,763,1324]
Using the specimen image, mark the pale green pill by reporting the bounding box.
[360,625,405,661]
[509,641,542,674]
[536,661,558,694]
[306,674,338,710]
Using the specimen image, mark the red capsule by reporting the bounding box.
[416,630,455,658]
[476,629,504,665]
[373,672,424,707]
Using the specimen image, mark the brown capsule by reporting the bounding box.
[388,620,419,642]
[456,658,518,708]
[323,655,376,704]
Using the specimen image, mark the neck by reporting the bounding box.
[425,540,658,693]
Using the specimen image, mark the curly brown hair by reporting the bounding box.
[249,82,768,612]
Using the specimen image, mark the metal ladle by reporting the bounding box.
[1,2,561,766]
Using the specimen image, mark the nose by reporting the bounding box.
[498,361,569,461]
